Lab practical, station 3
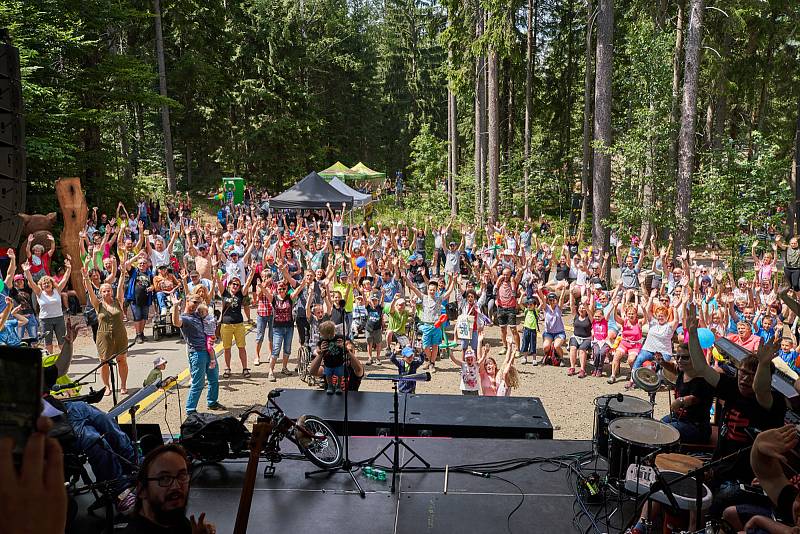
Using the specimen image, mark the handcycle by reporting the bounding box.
[183,388,343,478]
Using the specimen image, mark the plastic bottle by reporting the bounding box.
[363,466,374,479]
[374,468,386,481]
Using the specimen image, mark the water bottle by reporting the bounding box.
[363,466,374,479]
[374,468,386,481]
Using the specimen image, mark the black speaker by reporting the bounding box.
[0,40,25,248]
[118,423,165,457]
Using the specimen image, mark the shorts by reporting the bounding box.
[255,314,273,343]
[496,306,517,326]
[131,303,150,321]
[221,322,246,349]
[542,331,566,341]
[420,323,443,348]
[569,336,592,351]
[618,339,642,355]
[366,329,382,346]
[323,364,344,378]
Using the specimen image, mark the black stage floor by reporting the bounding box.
[186,437,593,533]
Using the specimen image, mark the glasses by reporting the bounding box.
[230,282,241,287]
[146,472,190,487]
[278,286,288,291]
[675,355,691,362]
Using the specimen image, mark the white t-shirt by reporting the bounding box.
[642,319,675,356]
[150,248,170,269]
[38,290,63,319]
[332,219,344,237]
[434,231,444,249]
[460,362,480,392]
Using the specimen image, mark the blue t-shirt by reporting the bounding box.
[179,313,208,353]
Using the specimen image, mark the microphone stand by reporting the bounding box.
[305,346,365,498]
[362,368,431,494]
[71,341,136,408]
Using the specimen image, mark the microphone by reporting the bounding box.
[51,382,78,392]
[616,393,624,403]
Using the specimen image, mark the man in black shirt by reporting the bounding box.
[686,306,786,513]
[116,444,215,533]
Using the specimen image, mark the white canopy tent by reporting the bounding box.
[328,176,373,208]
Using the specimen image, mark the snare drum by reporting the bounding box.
[607,418,680,483]
[593,395,654,457]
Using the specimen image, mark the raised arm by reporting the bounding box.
[2,249,15,289]
[55,258,72,292]
[81,267,100,310]
[753,338,778,410]
[686,303,720,388]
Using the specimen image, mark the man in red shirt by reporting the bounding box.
[726,320,761,353]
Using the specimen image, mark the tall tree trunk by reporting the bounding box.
[488,47,500,222]
[153,0,177,193]
[580,0,594,229]
[474,3,486,223]
[668,0,684,179]
[186,142,193,188]
[792,92,800,236]
[640,97,655,242]
[524,0,537,221]
[674,0,705,254]
[448,84,458,216]
[591,0,613,254]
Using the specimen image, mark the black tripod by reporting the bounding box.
[305,350,365,498]
[362,376,430,494]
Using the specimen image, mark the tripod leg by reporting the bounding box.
[399,440,430,469]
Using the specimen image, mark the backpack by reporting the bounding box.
[179,412,250,463]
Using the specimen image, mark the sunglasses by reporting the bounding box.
[675,355,691,362]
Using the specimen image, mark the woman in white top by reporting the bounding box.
[24,257,72,354]
[626,289,682,389]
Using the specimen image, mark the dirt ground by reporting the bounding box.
[71,312,670,441]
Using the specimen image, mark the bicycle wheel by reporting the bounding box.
[294,415,343,469]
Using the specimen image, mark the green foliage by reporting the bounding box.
[408,123,447,191]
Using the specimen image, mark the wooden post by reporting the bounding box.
[55,178,88,305]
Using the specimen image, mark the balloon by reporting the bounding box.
[434,313,448,328]
[0,278,5,293]
[697,328,715,349]
[355,256,367,269]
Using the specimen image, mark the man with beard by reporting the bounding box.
[116,444,215,533]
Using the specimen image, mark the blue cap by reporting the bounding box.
[408,254,418,261]
[401,347,415,358]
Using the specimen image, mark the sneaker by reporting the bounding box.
[136,333,144,344]
[607,375,617,385]
[268,372,276,382]
[281,368,292,376]
[428,363,436,373]
[326,385,335,395]
[208,403,226,411]
[335,386,343,395]
[374,356,382,365]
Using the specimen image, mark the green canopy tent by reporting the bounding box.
[318,161,366,182]
[350,162,386,180]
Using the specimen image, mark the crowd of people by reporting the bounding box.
[5,185,800,533]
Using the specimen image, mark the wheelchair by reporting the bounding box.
[151,294,181,341]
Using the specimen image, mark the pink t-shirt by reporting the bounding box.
[758,263,774,282]
[726,332,761,353]
[592,319,608,343]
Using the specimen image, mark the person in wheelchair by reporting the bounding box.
[44,361,140,514]
[297,288,331,384]
[153,265,180,321]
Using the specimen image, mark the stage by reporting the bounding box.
[185,437,592,533]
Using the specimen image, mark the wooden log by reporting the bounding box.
[55,178,88,305]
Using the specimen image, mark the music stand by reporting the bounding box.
[304,348,365,498]
[362,364,431,494]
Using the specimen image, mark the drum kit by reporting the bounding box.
[591,389,718,534]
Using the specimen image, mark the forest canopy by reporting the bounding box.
[4,0,800,251]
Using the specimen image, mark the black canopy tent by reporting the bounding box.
[265,171,354,210]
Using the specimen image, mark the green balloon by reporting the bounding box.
[0,278,6,293]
